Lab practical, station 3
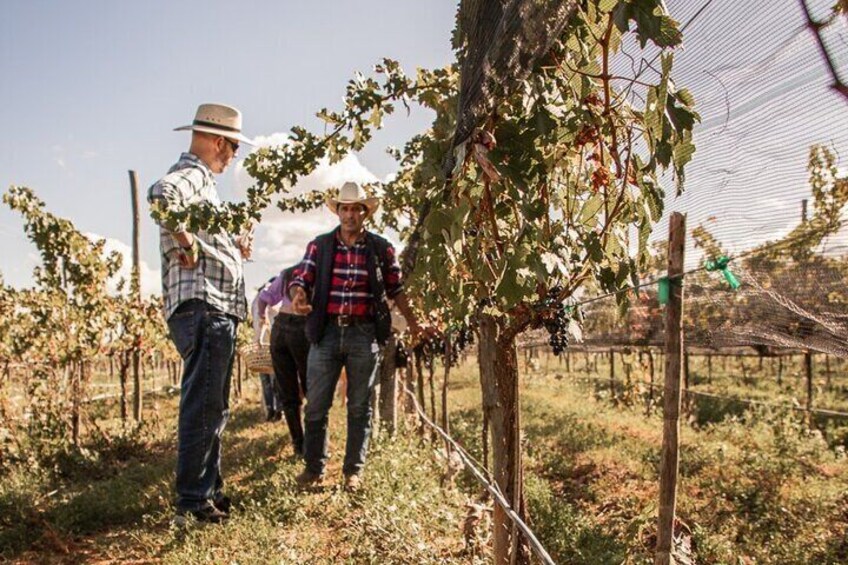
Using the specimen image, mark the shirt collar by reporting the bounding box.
[335,227,367,247]
[178,152,215,183]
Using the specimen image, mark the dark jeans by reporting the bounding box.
[270,314,310,411]
[259,373,281,417]
[303,322,381,476]
[167,299,238,512]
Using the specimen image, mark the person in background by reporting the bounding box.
[257,265,310,456]
[148,102,253,524]
[251,278,283,422]
[288,181,435,492]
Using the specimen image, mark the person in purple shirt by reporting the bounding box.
[257,265,309,456]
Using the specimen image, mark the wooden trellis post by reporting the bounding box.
[805,351,814,427]
[129,170,143,422]
[656,212,686,565]
[609,349,616,401]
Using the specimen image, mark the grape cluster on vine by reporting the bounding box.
[544,305,570,355]
[411,322,476,366]
[535,285,572,356]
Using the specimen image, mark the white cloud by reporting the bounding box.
[229,131,386,289]
[231,132,379,202]
[84,232,160,297]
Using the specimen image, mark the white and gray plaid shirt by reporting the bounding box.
[148,152,247,321]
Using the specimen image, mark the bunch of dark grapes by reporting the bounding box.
[455,323,475,350]
[413,323,476,366]
[451,323,476,364]
[537,285,569,355]
[544,305,569,355]
[416,335,447,363]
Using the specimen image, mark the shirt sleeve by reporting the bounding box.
[287,241,318,297]
[257,275,285,319]
[147,169,200,233]
[384,244,404,298]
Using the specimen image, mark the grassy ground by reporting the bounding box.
[3,351,847,564]
[445,352,848,564]
[0,380,484,564]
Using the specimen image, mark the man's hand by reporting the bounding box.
[290,286,313,315]
[256,318,269,344]
[177,240,199,269]
[174,232,199,269]
[237,231,254,260]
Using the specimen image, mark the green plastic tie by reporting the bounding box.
[704,255,741,290]
[657,276,685,305]
[658,277,670,305]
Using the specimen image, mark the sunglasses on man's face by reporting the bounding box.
[222,137,239,154]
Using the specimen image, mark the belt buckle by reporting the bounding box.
[337,314,351,327]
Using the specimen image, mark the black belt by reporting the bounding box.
[329,314,373,327]
[277,313,306,322]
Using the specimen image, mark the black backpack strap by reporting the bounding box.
[365,233,392,287]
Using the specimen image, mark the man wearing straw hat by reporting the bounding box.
[288,181,433,492]
[148,103,254,524]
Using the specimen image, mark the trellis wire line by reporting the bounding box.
[562,219,841,312]
[401,384,556,565]
[559,372,848,419]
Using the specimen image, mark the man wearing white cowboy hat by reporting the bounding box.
[288,181,433,492]
[148,102,254,524]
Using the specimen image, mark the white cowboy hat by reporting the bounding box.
[174,103,254,145]
[327,181,380,217]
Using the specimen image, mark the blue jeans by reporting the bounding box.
[167,299,238,512]
[259,373,281,417]
[303,322,381,476]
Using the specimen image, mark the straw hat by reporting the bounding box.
[174,103,254,145]
[327,182,380,217]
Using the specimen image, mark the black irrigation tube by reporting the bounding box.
[402,385,556,565]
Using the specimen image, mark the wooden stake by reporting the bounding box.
[647,349,655,415]
[683,350,690,413]
[609,349,616,401]
[707,353,712,384]
[655,212,686,565]
[805,351,814,427]
[236,353,243,398]
[129,170,143,422]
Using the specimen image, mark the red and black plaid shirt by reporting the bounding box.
[288,231,403,317]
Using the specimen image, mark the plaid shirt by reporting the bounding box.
[289,230,403,317]
[148,152,247,321]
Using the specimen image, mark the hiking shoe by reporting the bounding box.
[295,470,324,488]
[213,494,232,514]
[343,473,362,493]
[175,503,228,525]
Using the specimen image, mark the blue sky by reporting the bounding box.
[0,0,455,294]
[2,0,847,297]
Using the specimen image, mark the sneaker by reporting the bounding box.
[175,502,228,525]
[213,494,232,514]
[295,469,324,488]
[343,473,362,493]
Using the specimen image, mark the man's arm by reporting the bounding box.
[172,231,199,269]
[392,292,439,343]
[379,243,436,341]
[257,275,285,321]
[392,292,421,335]
[148,173,200,268]
[288,244,318,315]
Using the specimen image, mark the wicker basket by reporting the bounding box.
[241,342,274,374]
